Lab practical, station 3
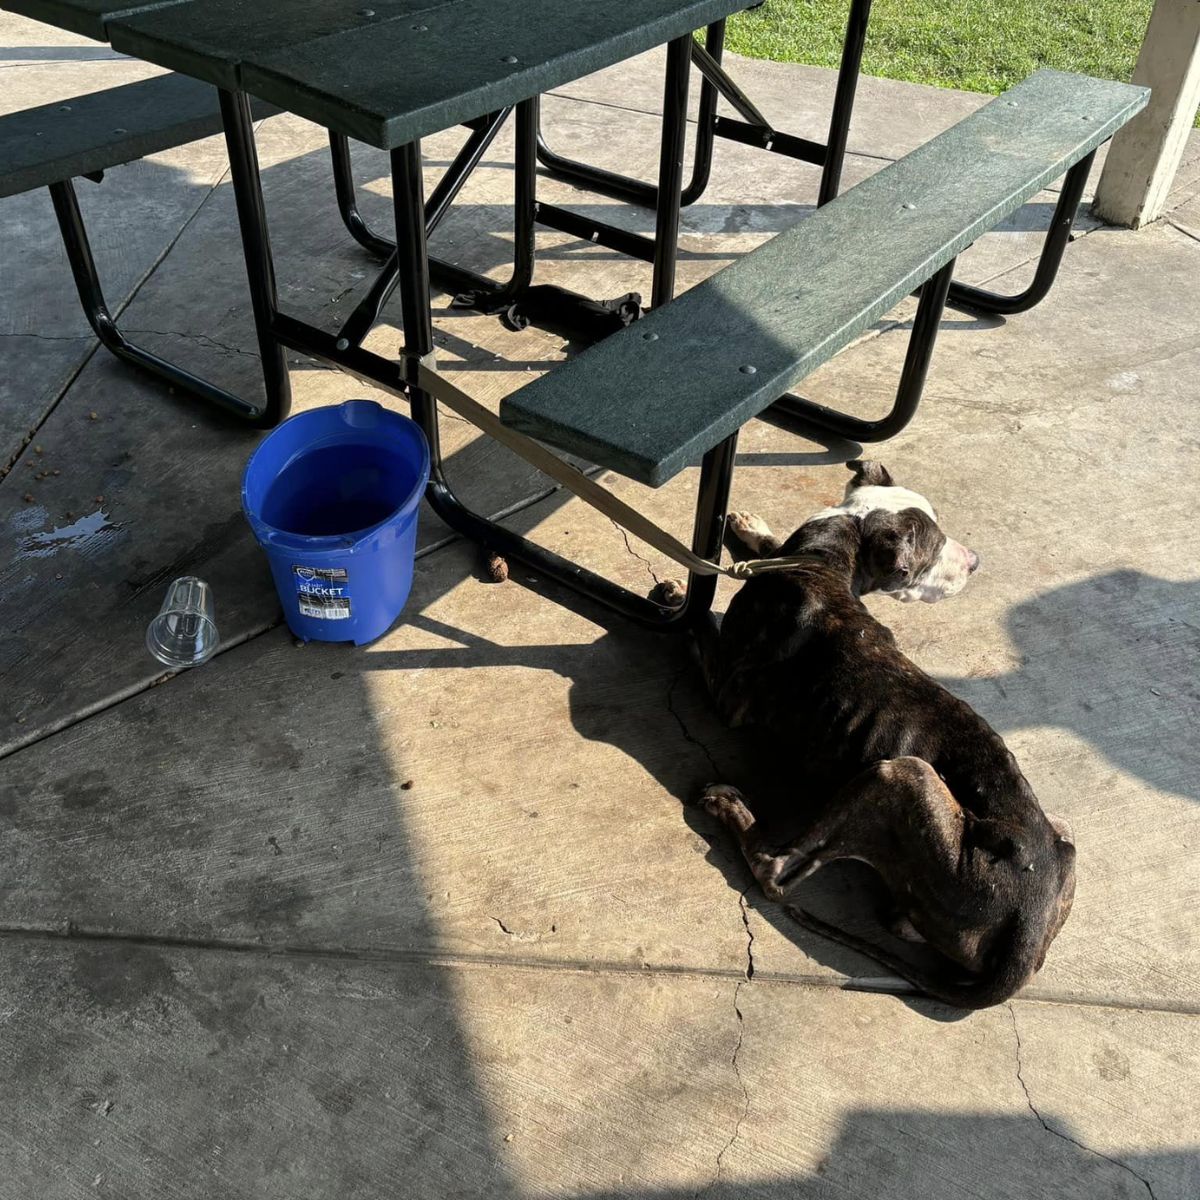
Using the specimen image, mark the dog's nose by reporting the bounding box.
[967,549,981,574]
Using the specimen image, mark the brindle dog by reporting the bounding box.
[658,461,1076,1009]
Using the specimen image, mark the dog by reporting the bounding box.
[658,461,1076,1009]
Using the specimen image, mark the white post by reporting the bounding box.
[1093,0,1200,229]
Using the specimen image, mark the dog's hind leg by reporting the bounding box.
[701,784,807,901]
[705,759,965,904]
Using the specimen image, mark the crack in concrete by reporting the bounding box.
[1007,1005,1155,1200]
[696,898,755,1199]
[738,890,756,981]
[666,667,721,779]
[491,916,555,942]
[123,328,259,360]
[611,519,662,587]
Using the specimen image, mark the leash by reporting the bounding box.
[404,353,810,581]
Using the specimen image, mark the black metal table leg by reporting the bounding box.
[328,98,538,316]
[534,20,726,210]
[818,0,872,205]
[946,151,1095,316]
[652,34,693,308]
[770,258,955,441]
[388,131,733,630]
[536,1,871,214]
[329,129,393,258]
[216,88,292,426]
[336,106,513,347]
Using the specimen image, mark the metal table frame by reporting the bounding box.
[16,1,1097,630]
[215,39,736,630]
[534,2,873,222]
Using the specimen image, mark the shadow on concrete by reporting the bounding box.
[557,1108,1195,1199]
[0,44,128,61]
[938,570,1200,806]
[3,92,1196,1200]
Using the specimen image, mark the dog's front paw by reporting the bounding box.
[726,511,776,556]
[699,783,750,821]
[649,578,687,609]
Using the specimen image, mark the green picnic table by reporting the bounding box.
[0,0,1148,627]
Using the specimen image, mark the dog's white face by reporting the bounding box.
[809,463,980,603]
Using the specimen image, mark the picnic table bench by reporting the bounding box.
[502,70,1147,487]
[1,0,1148,630]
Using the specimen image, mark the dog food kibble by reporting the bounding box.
[52,469,60,476]
[400,780,414,790]
[34,445,43,455]
[486,551,509,583]
[89,411,99,420]
[23,493,34,502]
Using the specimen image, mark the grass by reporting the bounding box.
[726,1,1155,97]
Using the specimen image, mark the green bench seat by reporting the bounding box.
[500,70,1149,488]
[0,71,275,198]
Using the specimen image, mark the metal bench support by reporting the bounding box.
[945,150,1096,317]
[49,174,291,427]
[534,1,873,214]
[769,258,955,443]
[327,100,538,325]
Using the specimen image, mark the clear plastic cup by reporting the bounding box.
[146,576,218,668]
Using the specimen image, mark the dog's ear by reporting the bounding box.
[860,509,917,582]
[847,459,895,488]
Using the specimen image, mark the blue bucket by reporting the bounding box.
[242,399,430,645]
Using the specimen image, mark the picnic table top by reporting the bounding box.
[4,0,746,148]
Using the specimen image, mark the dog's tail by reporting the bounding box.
[786,906,1044,1010]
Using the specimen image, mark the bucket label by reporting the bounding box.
[298,592,352,620]
[292,566,348,583]
[293,565,351,620]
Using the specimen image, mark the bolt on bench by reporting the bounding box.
[0,72,284,424]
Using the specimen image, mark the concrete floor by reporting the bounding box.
[2,13,1199,1199]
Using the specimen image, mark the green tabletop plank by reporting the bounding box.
[110,0,458,90]
[0,0,189,42]
[500,71,1150,487]
[111,0,742,147]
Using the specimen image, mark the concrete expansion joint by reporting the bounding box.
[1006,1004,1156,1199]
[1165,218,1200,246]
[0,331,91,343]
